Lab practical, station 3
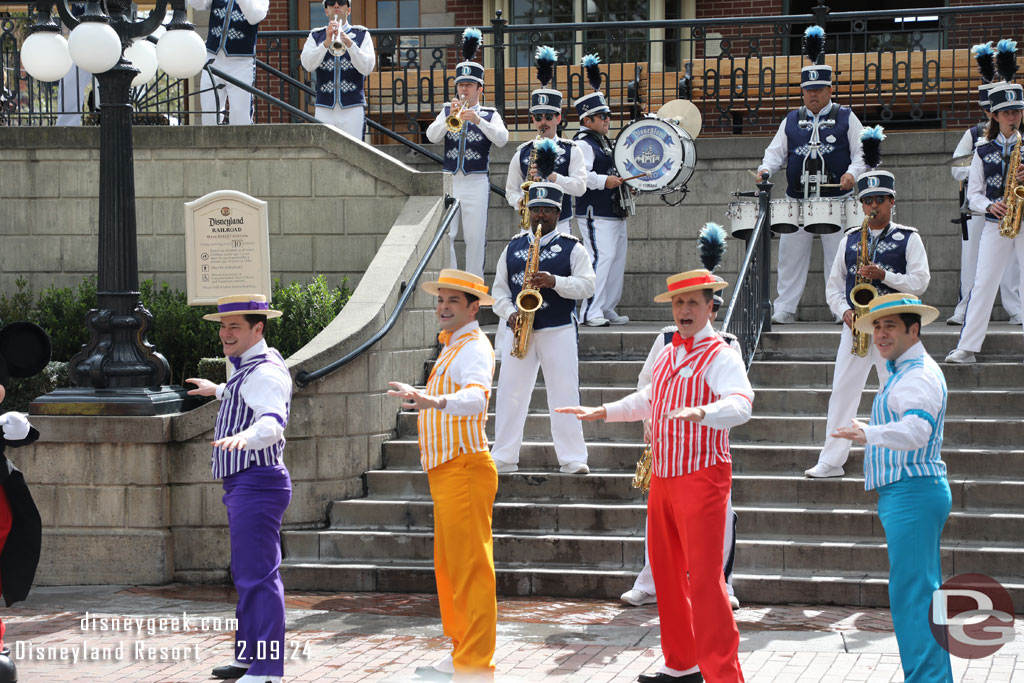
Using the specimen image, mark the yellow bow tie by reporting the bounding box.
[438,330,453,346]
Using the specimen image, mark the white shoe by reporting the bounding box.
[607,312,630,325]
[493,459,518,473]
[771,311,796,324]
[559,461,590,474]
[729,594,740,610]
[946,314,964,325]
[944,349,976,364]
[620,589,656,606]
[1010,315,1022,325]
[584,317,610,327]
[804,462,844,478]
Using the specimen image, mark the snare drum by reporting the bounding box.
[769,198,800,234]
[803,197,843,234]
[613,115,697,195]
[843,196,865,230]
[727,201,758,240]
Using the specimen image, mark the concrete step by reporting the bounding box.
[748,360,1024,388]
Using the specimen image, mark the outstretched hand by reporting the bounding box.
[555,405,606,421]
[832,419,868,445]
[388,381,444,411]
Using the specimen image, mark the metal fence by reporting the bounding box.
[3,1,1024,135]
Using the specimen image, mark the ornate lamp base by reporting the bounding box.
[31,386,197,417]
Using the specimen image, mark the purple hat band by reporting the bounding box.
[218,300,270,313]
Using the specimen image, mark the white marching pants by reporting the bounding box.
[314,104,366,140]
[818,323,889,468]
[491,324,588,466]
[449,173,490,277]
[953,213,1021,319]
[774,229,845,316]
[957,221,1024,353]
[56,65,94,126]
[578,214,628,323]
[199,54,255,125]
[633,493,736,597]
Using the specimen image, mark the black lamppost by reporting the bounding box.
[21,0,207,415]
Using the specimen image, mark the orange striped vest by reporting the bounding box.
[418,328,494,470]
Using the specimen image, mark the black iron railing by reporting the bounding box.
[721,179,773,368]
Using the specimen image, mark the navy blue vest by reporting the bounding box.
[572,129,618,219]
[311,26,369,109]
[206,0,259,57]
[784,104,853,199]
[518,138,575,222]
[976,137,1015,219]
[442,106,497,174]
[505,232,579,329]
[842,223,914,306]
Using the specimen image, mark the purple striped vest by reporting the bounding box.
[211,348,291,479]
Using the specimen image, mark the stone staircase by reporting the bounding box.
[281,321,1024,610]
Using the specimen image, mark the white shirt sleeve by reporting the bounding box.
[553,143,588,197]
[425,106,448,144]
[235,364,292,449]
[951,129,976,182]
[491,245,516,321]
[577,139,608,191]
[604,385,653,423]
[441,338,494,416]
[476,110,509,147]
[551,241,596,301]
[637,335,667,391]
[300,32,328,73]
[186,0,212,11]
[967,150,993,215]
[347,29,376,77]
[700,347,755,430]
[757,120,789,177]
[863,365,943,450]
[235,0,268,24]
[880,232,930,295]
[826,232,854,317]
[505,150,525,210]
[844,110,867,179]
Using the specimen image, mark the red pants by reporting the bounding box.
[648,463,744,682]
[0,486,11,648]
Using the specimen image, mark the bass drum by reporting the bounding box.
[613,115,697,195]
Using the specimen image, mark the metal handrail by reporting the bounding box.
[293,195,460,388]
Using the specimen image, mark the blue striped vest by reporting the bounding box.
[206,0,259,57]
[976,136,1017,220]
[505,232,578,329]
[311,25,369,109]
[842,223,914,307]
[784,104,852,199]
[518,138,575,222]
[864,352,948,490]
[212,348,291,479]
[442,106,498,174]
[572,129,618,219]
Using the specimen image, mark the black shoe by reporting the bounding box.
[211,663,249,679]
[413,665,453,681]
[638,672,703,683]
[0,649,16,683]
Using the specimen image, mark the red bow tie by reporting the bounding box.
[438,330,453,346]
[671,332,695,353]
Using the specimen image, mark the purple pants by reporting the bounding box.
[222,463,292,676]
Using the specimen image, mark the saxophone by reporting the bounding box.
[999,129,1024,239]
[632,446,652,494]
[510,224,544,359]
[849,210,879,357]
[517,136,543,231]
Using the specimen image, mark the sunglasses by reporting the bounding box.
[532,113,557,122]
[860,196,890,206]
[324,0,349,6]
[592,112,610,121]
[529,206,559,214]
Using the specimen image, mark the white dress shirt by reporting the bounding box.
[605,322,754,431]
[300,22,376,77]
[491,229,596,325]
[188,0,268,24]
[863,342,941,451]
[825,224,931,318]
[757,101,867,180]
[576,130,613,191]
[435,321,494,416]
[951,125,984,183]
[504,138,587,210]
[425,103,509,151]
[214,339,292,449]
[637,325,742,391]
[967,131,1021,215]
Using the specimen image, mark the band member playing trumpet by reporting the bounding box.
[491,183,595,474]
[300,0,376,139]
[574,54,631,327]
[558,268,753,683]
[426,28,509,277]
[505,46,587,235]
[808,130,930,478]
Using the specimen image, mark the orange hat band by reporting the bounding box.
[437,275,489,295]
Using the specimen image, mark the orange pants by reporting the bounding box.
[648,462,744,683]
[426,450,498,679]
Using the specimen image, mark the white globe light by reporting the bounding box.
[125,39,158,87]
[68,21,122,74]
[156,29,207,80]
[20,31,73,83]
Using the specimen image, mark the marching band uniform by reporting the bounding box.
[948,82,1024,363]
[949,83,1020,325]
[491,183,595,473]
[300,0,376,139]
[188,0,269,125]
[811,171,930,475]
[849,295,953,683]
[55,2,93,127]
[426,58,509,277]
[758,65,867,322]
[200,296,292,683]
[574,90,630,327]
[602,270,753,682]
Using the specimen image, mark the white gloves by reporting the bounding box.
[0,411,32,441]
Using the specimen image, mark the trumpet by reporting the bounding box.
[327,13,348,57]
[446,97,468,133]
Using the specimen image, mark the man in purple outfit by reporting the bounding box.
[187,294,292,683]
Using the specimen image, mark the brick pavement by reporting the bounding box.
[2,586,1022,682]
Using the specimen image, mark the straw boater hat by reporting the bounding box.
[653,269,728,303]
[421,268,494,306]
[853,293,939,334]
[203,294,283,321]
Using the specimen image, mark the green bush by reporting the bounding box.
[1,361,69,413]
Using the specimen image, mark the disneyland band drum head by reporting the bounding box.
[842,195,866,230]
[726,200,758,240]
[613,116,696,194]
[802,197,843,235]
[769,198,801,234]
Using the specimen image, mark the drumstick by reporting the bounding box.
[621,173,648,181]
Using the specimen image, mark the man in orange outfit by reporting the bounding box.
[388,268,497,682]
[558,269,753,683]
